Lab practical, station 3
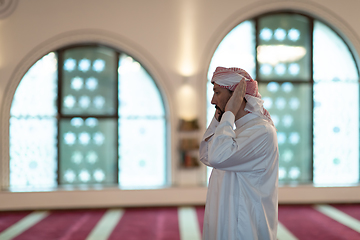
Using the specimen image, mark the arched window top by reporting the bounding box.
[11,52,58,117]
[208,21,256,81]
[313,21,358,82]
[10,45,167,190]
[209,13,359,84]
[207,12,359,186]
[118,54,165,117]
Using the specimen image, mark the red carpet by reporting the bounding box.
[1,205,360,239]
[0,211,31,232]
[108,207,180,240]
[13,209,106,240]
[195,206,205,237]
[278,205,360,240]
[332,204,360,221]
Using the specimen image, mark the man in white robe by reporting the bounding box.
[199,67,279,240]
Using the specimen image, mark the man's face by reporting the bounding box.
[211,83,232,120]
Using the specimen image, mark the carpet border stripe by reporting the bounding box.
[277,221,298,240]
[178,207,201,240]
[85,209,124,240]
[0,211,49,240]
[314,204,360,233]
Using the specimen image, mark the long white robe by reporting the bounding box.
[199,111,279,240]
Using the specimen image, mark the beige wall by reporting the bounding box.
[0,0,360,210]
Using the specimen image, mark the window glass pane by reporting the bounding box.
[118,54,165,117]
[313,21,359,185]
[10,52,58,189]
[258,14,310,81]
[259,82,312,183]
[62,47,117,116]
[207,21,255,126]
[11,52,58,117]
[313,82,359,185]
[10,117,57,189]
[118,118,166,189]
[313,21,359,82]
[118,53,167,189]
[59,118,117,185]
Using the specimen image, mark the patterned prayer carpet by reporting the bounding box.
[0,204,359,240]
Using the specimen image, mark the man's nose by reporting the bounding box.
[211,95,216,105]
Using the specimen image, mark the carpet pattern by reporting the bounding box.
[0,205,359,240]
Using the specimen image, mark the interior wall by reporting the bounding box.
[0,0,360,209]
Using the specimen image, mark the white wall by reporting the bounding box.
[0,0,360,210]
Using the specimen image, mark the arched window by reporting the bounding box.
[10,45,168,190]
[207,13,359,186]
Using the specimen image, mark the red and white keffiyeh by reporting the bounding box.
[211,67,274,126]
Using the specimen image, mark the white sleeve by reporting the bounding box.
[207,111,273,172]
[199,116,219,167]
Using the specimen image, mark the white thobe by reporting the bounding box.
[199,111,279,240]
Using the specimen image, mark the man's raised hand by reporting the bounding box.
[225,79,246,116]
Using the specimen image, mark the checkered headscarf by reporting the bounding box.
[211,67,274,126]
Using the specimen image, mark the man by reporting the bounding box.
[199,67,279,240]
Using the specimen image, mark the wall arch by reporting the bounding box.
[0,29,175,189]
[200,0,360,89]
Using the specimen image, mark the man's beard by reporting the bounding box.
[215,105,225,122]
[215,91,233,122]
